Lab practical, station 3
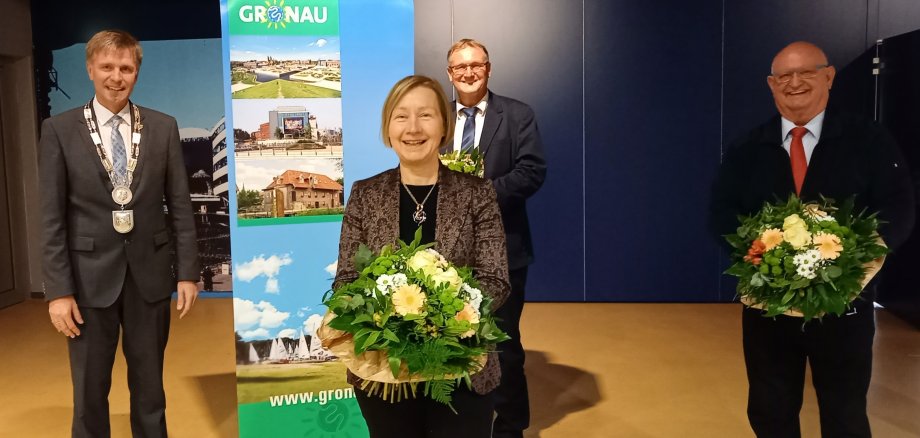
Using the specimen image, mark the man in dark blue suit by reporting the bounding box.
[445,38,546,438]
[712,41,915,437]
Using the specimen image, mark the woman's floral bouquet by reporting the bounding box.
[440,149,484,177]
[724,196,887,321]
[319,229,508,408]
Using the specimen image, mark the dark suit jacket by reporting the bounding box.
[40,104,199,308]
[447,92,547,270]
[711,112,916,258]
[333,165,511,394]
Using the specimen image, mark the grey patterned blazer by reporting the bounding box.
[333,164,511,395]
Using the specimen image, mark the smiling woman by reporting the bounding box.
[380,75,455,186]
[326,74,510,438]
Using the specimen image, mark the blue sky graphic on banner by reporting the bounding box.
[230,35,341,61]
[231,222,340,341]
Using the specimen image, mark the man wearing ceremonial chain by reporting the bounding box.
[39,29,199,437]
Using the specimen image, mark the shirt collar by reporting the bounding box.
[92,97,131,126]
[781,111,825,141]
[455,96,488,118]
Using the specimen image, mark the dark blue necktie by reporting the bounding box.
[107,115,127,180]
[460,107,477,153]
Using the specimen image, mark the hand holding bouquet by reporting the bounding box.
[724,196,887,321]
[319,229,508,407]
[440,149,484,177]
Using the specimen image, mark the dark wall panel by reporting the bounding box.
[414,1,452,92]
[879,0,920,39]
[722,0,871,146]
[583,0,723,301]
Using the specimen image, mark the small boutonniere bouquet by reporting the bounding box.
[440,149,484,177]
[724,195,888,321]
[318,229,508,408]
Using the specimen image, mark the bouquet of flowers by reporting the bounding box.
[440,149,484,177]
[724,195,887,321]
[319,229,508,407]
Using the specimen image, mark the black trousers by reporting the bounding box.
[492,267,530,438]
[68,271,172,438]
[355,384,494,438]
[743,297,875,438]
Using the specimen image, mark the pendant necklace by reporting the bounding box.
[401,181,437,225]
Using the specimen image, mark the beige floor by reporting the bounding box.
[0,300,917,437]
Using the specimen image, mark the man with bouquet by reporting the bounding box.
[711,41,915,437]
[444,38,547,438]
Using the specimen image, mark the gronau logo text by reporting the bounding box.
[239,1,328,29]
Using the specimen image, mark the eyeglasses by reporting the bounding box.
[448,62,489,76]
[772,65,829,84]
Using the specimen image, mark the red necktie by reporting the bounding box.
[790,126,808,196]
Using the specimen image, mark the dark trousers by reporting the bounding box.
[355,384,494,438]
[492,267,530,438]
[743,297,875,438]
[68,271,172,438]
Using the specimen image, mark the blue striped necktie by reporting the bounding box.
[107,115,127,181]
[460,107,477,153]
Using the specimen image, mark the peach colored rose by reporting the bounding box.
[455,303,480,338]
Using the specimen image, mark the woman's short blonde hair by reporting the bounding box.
[380,75,455,149]
[86,30,143,67]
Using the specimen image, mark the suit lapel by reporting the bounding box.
[802,113,841,197]
[478,93,502,158]
[75,113,116,193]
[434,166,467,259]
[377,168,400,249]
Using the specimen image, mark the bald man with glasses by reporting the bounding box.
[711,41,915,437]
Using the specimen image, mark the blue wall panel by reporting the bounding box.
[583,0,724,301]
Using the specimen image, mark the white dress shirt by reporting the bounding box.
[453,98,489,150]
[780,111,824,165]
[92,97,132,165]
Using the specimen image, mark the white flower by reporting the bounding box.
[391,273,408,287]
[793,249,824,279]
[793,253,812,267]
[376,274,395,295]
[806,250,820,262]
[461,284,483,311]
[796,265,817,279]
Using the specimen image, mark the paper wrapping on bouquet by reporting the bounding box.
[317,312,487,384]
[741,238,887,318]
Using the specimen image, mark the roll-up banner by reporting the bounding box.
[220,0,413,436]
